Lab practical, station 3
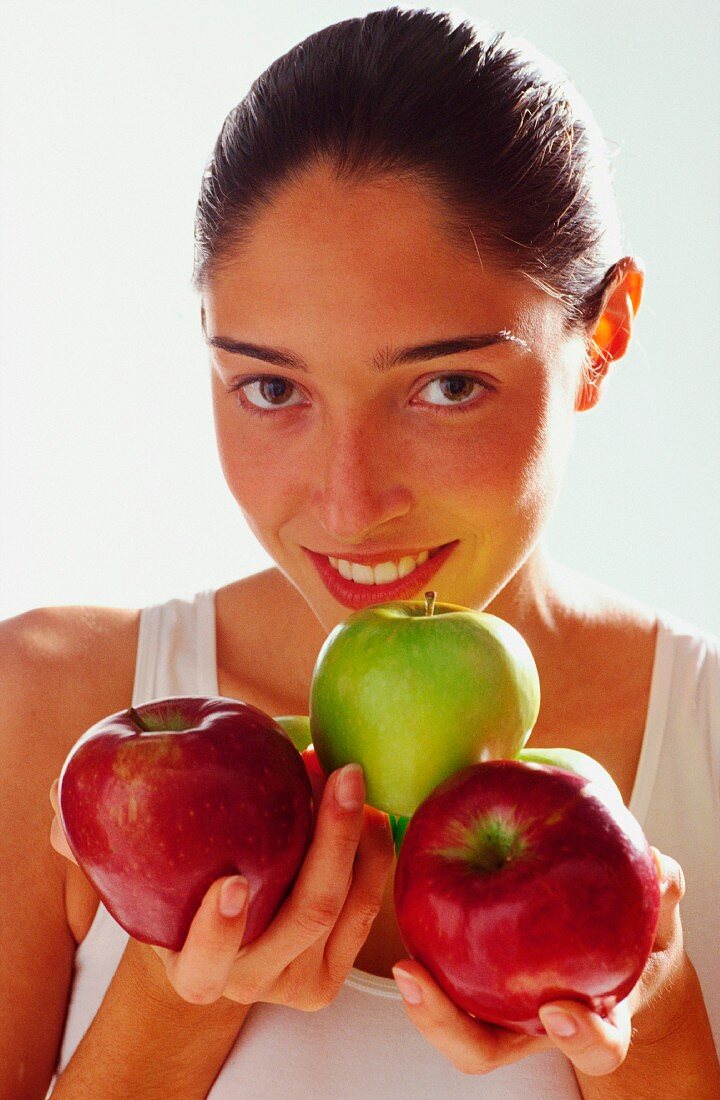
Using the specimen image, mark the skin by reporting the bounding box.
[205,167,594,637]
[49,164,718,1086]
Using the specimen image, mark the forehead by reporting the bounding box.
[203,166,566,349]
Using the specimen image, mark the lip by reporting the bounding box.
[303,540,459,610]
[306,545,446,566]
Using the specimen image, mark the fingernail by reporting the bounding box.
[392,967,423,1005]
[335,763,365,811]
[541,1008,578,1037]
[219,876,248,918]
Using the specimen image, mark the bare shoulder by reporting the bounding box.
[1,602,141,737]
[549,561,658,642]
[0,601,142,834]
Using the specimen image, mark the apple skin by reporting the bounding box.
[516,745,624,807]
[274,714,312,753]
[274,717,327,805]
[388,747,624,856]
[393,759,661,1035]
[310,598,540,817]
[58,696,314,951]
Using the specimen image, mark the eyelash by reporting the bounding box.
[224,373,494,417]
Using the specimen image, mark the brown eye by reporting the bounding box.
[417,374,492,410]
[228,375,306,413]
[255,378,296,405]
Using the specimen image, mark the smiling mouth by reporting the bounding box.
[328,544,448,584]
[303,540,459,607]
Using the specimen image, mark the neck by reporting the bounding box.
[483,541,569,650]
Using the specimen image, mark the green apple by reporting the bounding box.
[516,745,624,806]
[309,592,540,817]
[274,714,312,753]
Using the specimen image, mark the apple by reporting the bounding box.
[58,695,314,951]
[516,745,624,807]
[386,747,623,857]
[273,716,327,805]
[309,591,540,817]
[274,714,312,753]
[393,759,661,1035]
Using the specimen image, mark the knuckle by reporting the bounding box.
[228,973,264,1005]
[573,1034,626,1077]
[282,971,331,1012]
[302,989,336,1012]
[175,980,222,1005]
[331,831,362,866]
[352,899,383,936]
[319,964,347,1000]
[295,896,340,936]
[671,862,686,901]
[589,1046,626,1077]
[452,1052,491,1076]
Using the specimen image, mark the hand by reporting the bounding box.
[390,847,686,1078]
[50,765,394,1011]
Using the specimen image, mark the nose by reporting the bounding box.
[311,412,414,545]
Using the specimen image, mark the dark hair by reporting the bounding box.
[192,6,623,332]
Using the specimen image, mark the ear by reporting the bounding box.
[575,257,644,412]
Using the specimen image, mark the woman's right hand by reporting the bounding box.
[51,763,394,1011]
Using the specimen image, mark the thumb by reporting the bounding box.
[538,998,632,1077]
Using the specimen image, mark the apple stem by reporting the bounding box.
[424,590,436,617]
[128,706,148,732]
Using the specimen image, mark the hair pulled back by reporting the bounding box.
[193,6,623,330]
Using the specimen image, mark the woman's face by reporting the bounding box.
[203,167,588,633]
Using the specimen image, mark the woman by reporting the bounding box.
[2,8,718,1097]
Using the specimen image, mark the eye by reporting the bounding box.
[414,374,493,411]
[226,375,306,414]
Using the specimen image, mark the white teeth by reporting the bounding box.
[397,556,417,579]
[351,562,376,585]
[373,560,399,584]
[327,548,435,585]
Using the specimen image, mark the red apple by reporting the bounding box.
[393,760,661,1035]
[58,695,314,951]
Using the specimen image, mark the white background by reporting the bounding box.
[1,0,718,633]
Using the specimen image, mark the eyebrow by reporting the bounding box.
[205,330,529,373]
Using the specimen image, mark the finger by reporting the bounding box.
[391,960,548,1075]
[649,848,685,950]
[164,875,249,1004]
[322,806,394,983]
[538,998,632,1077]
[220,764,367,994]
[49,780,79,865]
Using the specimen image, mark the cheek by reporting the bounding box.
[216,431,300,513]
[212,390,277,511]
[433,388,573,533]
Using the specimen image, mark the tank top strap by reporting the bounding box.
[131,589,218,705]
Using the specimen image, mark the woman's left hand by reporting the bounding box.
[391,847,687,1078]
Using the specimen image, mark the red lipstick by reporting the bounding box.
[303,541,459,610]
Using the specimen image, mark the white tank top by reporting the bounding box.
[52,590,720,1096]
